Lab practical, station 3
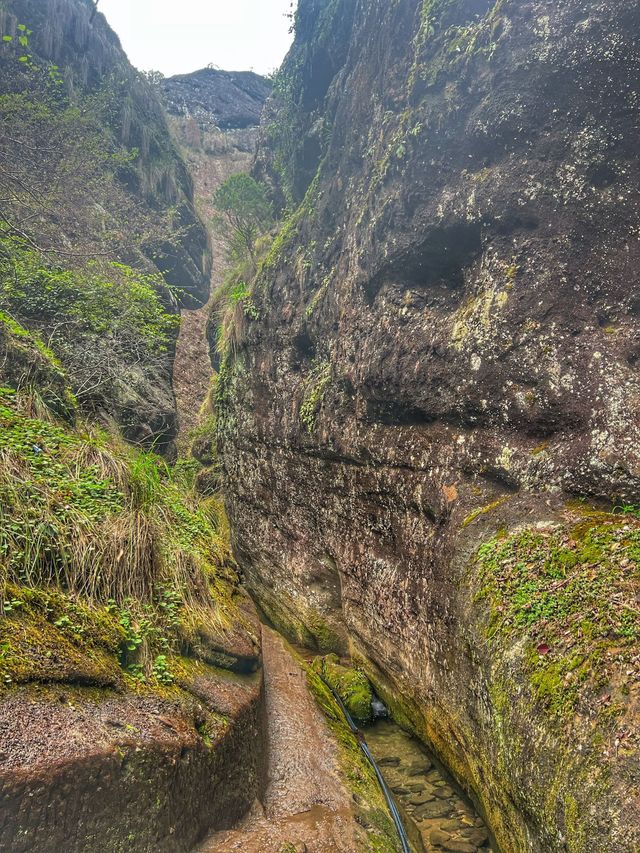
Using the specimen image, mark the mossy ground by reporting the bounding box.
[0,388,243,695]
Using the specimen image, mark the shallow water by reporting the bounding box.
[365,718,496,853]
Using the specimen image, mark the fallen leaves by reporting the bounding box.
[442,483,458,503]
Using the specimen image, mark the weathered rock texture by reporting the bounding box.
[162,68,271,131]
[0,670,265,852]
[220,1,640,850]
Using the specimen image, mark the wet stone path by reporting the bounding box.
[199,627,357,852]
[366,719,496,853]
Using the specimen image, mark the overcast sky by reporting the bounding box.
[98,0,296,77]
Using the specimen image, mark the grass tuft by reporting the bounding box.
[0,389,238,684]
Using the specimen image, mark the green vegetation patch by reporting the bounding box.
[300,359,331,433]
[312,654,374,726]
[0,395,125,592]
[0,390,238,689]
[462,496,510,527]
[0,244,176,346]
[473,515,640,719]
[0,235,179,412]
[304,661,400,852]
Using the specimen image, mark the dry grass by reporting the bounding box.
[0,390,233,626]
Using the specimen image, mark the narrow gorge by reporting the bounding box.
[0,1,639,852]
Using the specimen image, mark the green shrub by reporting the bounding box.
[213,172,272,265]
[0,235,178,408]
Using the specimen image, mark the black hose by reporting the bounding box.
[319,675,412,853]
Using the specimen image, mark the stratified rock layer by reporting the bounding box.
[220,1,640,849]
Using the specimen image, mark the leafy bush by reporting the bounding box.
[0,234,179,408]
[213,173,272,265]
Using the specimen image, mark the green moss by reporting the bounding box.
[312,654,374,726]
[306,610,346,653]
[564,793,588,853]
[0,582,124,688]
[255,588,346,655]
[303,660,399,852]
[407,0,507,95]
[473,515,640,720]
[305,267,334,319]
[300,359,331,433]
[261,171,321,271]
[462,496,510,527]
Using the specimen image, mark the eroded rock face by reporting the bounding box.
[162,69,272,131]
[0,671,265,853]
[220,1,640,849]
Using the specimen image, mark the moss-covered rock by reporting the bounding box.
[304,657,399,852]
[0,583,125,689]
[473,512,640,722]
[312,654,374,726]
[219,0,640,849]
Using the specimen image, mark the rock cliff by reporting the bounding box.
[162,68,272,132]
[5,0,210,306]
[0,0,211,450]
[219,0,640,849]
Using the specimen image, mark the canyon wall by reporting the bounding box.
[0,5,269,850]
[220,0,640,849]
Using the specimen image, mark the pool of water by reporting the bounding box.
[365,717,496,853]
